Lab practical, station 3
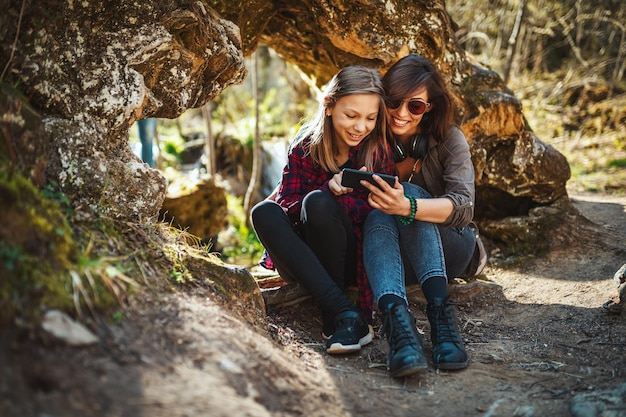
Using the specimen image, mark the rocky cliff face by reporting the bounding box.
[1,0,570,234]
[1,0,246,221]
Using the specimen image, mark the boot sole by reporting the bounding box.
[434,360,469,370]
[391,361,428,378]
[326,325,374,354]
[390,354,428,378]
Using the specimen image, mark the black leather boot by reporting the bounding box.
[381,302,428,377]
[426,296,468,370]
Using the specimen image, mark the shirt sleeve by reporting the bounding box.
[439,127,476,227]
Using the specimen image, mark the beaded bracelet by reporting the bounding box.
[397,195,417,225]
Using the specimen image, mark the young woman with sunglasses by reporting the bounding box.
[360,54,483,377]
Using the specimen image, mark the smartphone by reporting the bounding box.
[341,168,396,190]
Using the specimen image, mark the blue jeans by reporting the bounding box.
[363,183,476,305]
[137,118,156,167]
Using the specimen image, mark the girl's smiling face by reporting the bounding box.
[329,93,380,154]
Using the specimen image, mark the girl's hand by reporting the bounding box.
[329,171,352,196]
[329,166,371,196]
[362,174,408,216]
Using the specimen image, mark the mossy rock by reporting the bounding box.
[0,171,77,322]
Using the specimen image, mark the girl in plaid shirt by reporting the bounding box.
[251,65,395,355]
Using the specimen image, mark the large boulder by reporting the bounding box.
[161,179,229,242]
[0,0,246,221]
[1,0,571,245]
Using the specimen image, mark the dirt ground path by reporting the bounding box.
[1,191,625,417]
[267,190,626,417]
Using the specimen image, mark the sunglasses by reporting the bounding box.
[386,98,431,115]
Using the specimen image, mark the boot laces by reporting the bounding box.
[430,304,461,344]
[382,307,415,351]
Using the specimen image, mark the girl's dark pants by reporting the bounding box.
[251,190,357,318]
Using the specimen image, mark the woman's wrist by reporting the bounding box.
[402,195,412,217]
[397,195,417,225]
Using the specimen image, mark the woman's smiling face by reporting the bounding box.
[387,87,430,140]
[329,93,380,152]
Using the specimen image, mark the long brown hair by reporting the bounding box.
[293,65,389,172]
[382,54,454,142]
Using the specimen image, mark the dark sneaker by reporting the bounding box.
[321,311,335,340]
[326,310,373,354]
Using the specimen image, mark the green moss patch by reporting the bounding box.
[0,172,77,321]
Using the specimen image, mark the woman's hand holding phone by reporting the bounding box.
[361,173,407,216]
[336,168,407,218]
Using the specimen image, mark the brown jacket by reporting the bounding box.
[418,126,475,228]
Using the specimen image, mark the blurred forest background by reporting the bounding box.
[127,0,625,267]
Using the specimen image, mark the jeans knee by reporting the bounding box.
[364,211,398,237]
[402,182,432,199]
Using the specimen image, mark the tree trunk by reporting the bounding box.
[611,21,626,90]
[244,51,261,227]
[202,102,215,178]
[503,0,527,84]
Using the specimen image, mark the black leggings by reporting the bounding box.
[251,190,357,318]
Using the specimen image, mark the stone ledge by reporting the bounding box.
[254,272,502,307]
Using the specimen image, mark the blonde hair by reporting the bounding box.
[293,66,389,173]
